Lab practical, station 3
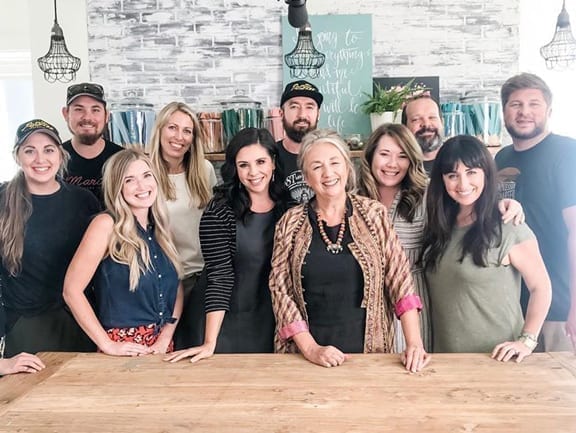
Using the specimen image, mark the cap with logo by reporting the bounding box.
[280,80,323,108]
[66,82,106,106]
[14,119,62,149]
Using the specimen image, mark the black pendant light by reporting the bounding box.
[284,23,326,79]
[37,0,81,83]
[540,0,576,69]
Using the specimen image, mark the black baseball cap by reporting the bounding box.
[66,82,106,106]
[14,119,62,149]
[280,80,323,108]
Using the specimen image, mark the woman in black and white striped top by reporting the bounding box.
[165,128,289,363]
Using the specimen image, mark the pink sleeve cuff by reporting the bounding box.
[394,294,422,318]
[279,320,309,340]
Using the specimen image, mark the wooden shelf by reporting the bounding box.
[206,150,365,162]
[205,153,226,161]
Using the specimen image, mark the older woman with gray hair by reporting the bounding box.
[269,129,430,372]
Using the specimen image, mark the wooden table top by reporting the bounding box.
[0,352,575,433]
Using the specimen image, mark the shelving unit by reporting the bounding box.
[205,150,365,161]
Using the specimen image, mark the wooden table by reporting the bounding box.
[0,352,575,432]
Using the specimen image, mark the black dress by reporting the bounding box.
[302,205,366,353]
[215,210,276,353]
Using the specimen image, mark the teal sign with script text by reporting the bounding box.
[282,14,373,139]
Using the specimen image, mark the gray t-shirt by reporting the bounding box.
[426,221,534,353]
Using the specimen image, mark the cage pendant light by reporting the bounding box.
[37,0,81,83]
[540,0,576,69]
[284,23,326,79]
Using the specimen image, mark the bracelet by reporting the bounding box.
[517,332,538,351]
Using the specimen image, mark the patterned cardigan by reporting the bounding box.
[269,194,421,354]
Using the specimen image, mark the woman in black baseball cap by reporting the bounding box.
[0,119,100,358]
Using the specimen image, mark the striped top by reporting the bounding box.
[387,192,431,352]
[198,199,237,313]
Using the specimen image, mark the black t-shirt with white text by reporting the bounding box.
[275,140,314,206]
[62,139,123,205]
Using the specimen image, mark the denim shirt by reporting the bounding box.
[94,223,179,331]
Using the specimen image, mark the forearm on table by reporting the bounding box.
[203,310,226,346]
[63,291,110,349]
[523,285,552,336]
[399,309,424,348]
[292,331,318,355]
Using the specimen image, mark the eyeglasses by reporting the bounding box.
[66,83,105,99]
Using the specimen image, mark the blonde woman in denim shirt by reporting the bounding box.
[64,148,184,356]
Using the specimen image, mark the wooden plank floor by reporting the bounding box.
[0,352,575,433]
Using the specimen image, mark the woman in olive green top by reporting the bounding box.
[422,136,551,362]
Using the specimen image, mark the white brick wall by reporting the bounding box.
[86,0,520,111]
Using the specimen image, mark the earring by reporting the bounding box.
[272,170,275,182]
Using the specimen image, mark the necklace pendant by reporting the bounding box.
[326,244,343,254]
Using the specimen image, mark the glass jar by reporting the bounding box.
[220,90,264,145]
[440,93,464,139]
[460,91,502,147]
[198,111,224,154]
[108,99,156,147]
[266,107,284,142]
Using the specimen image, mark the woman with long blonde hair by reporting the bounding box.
[148,102,217,349]
[64,147,184,356]
[0,119,99,359]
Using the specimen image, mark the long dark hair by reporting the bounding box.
[213,127,288,221]
[422,135,501,270]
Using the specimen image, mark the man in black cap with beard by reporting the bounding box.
[276,80,323,205]
[61,82,123,205]
[401,94,444,174]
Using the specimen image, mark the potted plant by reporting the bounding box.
[361,79,430,130]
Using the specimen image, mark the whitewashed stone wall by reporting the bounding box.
[86,0,520,110]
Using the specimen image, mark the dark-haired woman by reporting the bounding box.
[422,135,551,362]
[358,124,527,353]
[165,128,289,363]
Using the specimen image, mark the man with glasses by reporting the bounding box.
[61,83,123,205]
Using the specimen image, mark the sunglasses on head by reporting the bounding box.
[67,83,105,99]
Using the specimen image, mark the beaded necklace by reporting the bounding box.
[316,211,346,254]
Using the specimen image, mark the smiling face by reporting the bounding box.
[370,135,410,191]
[281,96,320,143]
[404,97,443,154]
[121,159,158,214]
[17,132,63,193]
[235,143,275,198]
[442,160,485,214]
[63,96,108,145]
[159,110,194,165]
[503,88,551,142]
[303,141,348,201]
